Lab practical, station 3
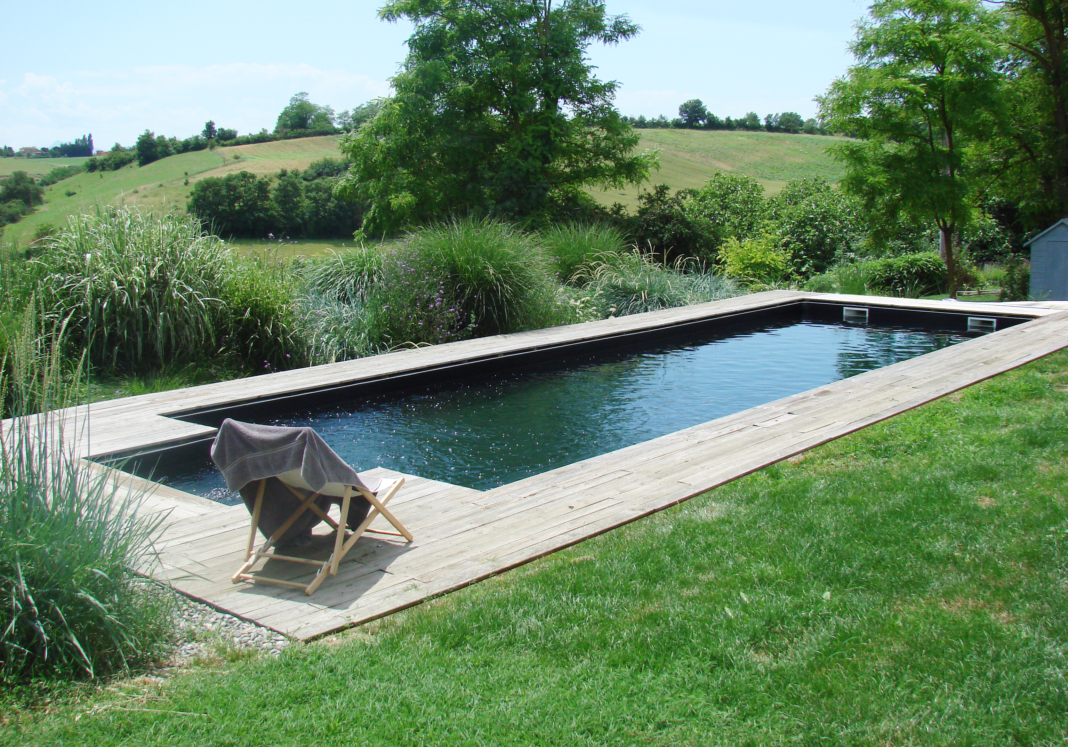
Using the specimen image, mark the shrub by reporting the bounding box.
[770,178,860,278]
[37,207,230,371]
[683,172,769,245]
[38,164,84,187]
[1000,254,1031,301]
[803,261,878,295]
[0,201,26,228]
[217,254,305,372]
[867,251,947,297]
[0,308,173,683]
[0,171,45,211]
[369,244,476,347]
[578,249,742,316]
[539,222,626,282]
[962,210,1015,264]
[630,185,716,262]
[718,231,794,287]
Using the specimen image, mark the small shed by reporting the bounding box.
[1026,219,1068,301]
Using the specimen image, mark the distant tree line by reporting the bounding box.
[81,94,384,171]
[186,158,364,239]
[624,100,829,135]
[0,135,95,159]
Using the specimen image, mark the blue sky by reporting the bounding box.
[1,0,867,150]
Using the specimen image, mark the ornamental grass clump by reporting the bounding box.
[301,245,383,306]
[36,207,230,371]
[577,248,742,316]
[400,218,564,336]
[217,253,305,372]
[297,292,380,365]
[0,307,172,683]
[538,222,627,283]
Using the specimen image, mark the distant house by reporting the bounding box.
[18,146,41,157]
[94,150,110,157]
[1026,219,1068,301]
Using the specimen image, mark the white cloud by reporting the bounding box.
[0,64,391,148]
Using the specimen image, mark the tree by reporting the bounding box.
[776,112,805,134]
[202,120,218,140]
[818,0,1000,296]
[56,134,93,157]
[683,171,770,246]
[275,92,335,133]
[187,172,276,237]
[336,100,383,131]
[983,1,1068,226]
[272,168,308,236]
[135,130,163,167]
[338,0,655,236]
[678,99,709,128]
[771,177,861,276]
[738,112,762,130]
[0,171,44,210]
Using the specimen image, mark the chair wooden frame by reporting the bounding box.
[232,476,410,596]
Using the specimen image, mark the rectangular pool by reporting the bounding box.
[100,301,1025,502]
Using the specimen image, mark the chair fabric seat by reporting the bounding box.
[212,419,378,544]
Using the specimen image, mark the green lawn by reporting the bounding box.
[6,348,1067,745]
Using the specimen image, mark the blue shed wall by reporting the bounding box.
[1030,222,1068,301]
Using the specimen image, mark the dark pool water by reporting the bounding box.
[163,320,970,500]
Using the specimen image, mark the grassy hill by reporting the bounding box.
[0,156,91,178]
[2,131,847,245]
[1,138,344,246]
[587,130,848,209]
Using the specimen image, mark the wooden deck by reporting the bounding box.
[72,292,1068,640]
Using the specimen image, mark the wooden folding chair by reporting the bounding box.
[232,474,410,596]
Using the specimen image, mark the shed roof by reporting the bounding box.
[1025,218,1068,247]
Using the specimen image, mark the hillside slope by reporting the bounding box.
[3,131,847,244]
[3,137,343,244]
[588,130,848,209]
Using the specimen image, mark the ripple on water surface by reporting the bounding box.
[166,321,969,500]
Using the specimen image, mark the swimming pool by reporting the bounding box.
[104,300,1015,500]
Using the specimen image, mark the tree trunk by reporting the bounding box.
[940,221,959,299]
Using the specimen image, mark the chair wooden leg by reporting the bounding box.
[330,487,352,575]
[234,476,410,596]
[363,479,413,542]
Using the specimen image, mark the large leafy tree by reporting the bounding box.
[819,0,1000,296]
[338,0,654,237]
[983,1,1068,226]
[275,92,335,134]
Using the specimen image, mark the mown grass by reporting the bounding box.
[5,349,1066,745]
[588,130,849,209]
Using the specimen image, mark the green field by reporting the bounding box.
[588,130,848,209]
[2,131,847,244]
[1,138,344,245]
[0,156,90,178]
